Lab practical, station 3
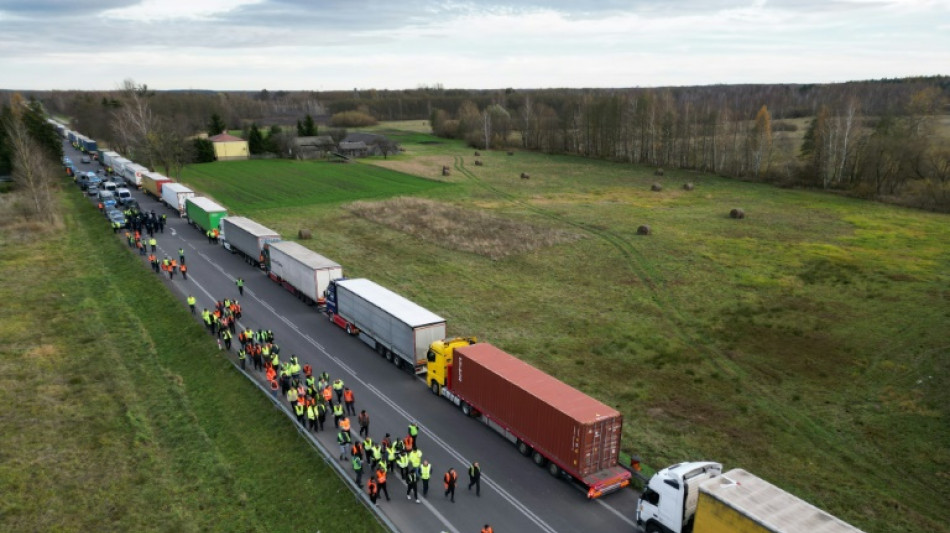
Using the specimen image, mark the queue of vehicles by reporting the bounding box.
[57,121,867,531]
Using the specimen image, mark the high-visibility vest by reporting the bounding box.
[372,446,382,461]
[333,404,343,417]
[404,435,413,450]
[387,446,396,461]
[376,469,386,483]
[351,443,363,456]
[397,454,409,469]
[340,418,351,431]
[337,432,351,445]
[444,471,456,488]
[323,388,333,402]
[187,296,196,306]
[364,437,373,449]
[306,405,315,420]
[482,527,493,533]
[294,404,304,416]
[408,424,418,437]
[343,389,354,402]
[238,349,246,360]
[333,380,343,392]
[420,464,431,480]
[287,389,297,403]
[352,457,362,471]
[410,450,422,468]
[367,480,377,495]
[407,471,418,484]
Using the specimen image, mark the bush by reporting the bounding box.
[329,111,378,128]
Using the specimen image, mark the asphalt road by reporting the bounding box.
[66,142,642,533]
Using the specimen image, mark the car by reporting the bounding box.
[116,187,133,205]
[81,155,91,164]
[107,211,127,228]
[87,185,100,197]
[98,190,117,208]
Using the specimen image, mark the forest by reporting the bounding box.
[23,75,950,211]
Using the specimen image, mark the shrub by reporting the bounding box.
[329,111,378,128]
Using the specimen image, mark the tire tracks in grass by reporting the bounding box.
[451,155,897,489]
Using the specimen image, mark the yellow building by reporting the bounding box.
[209,132,249,161]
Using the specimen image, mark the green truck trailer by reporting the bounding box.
[184,197,228,234]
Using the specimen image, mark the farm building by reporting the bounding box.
[338,140,368,158]
[341,132,397,156]
[209,132,250,161]
[293,135,336,159]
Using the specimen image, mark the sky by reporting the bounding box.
[0,0,947,91]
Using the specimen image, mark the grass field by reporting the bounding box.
[0,191,384,533]
[178,127,950,533]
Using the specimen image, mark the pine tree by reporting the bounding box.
[247,124,265,154]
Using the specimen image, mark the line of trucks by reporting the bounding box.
[61,123,867,531]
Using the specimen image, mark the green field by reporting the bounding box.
[0,191,383,533]
[179,159,449,214]
[179,127,950,533]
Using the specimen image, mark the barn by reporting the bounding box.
[209,132,250,161]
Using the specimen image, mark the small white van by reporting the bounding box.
[102,181,118,193]
[116,187,133,205]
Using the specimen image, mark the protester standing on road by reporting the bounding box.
[376,465,391,501]
[178,247,185,264]
[358,410,369,437]
[343,387,356,415]
[444,467,458,502]
[367,478,379,506]
[337,428,351,460]
[353,454,363,486]
[468,461,481,496]
[236,277,244,296]
[481,525,494,533]
[408,421,419,450]
[187,295,196,315]
[180,262,187,280]
[149,237,157,252]
[332,378,344,403]
[420,459,432,498]
[406,468,420,503]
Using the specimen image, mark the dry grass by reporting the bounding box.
[347,197,584,259]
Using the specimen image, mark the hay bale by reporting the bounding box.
[298,229,312,239]
[651,183,662,192]
[442,165,451,176]
[730,208,745,219]
[683,182,694,191]
[654,168,664,176]
[474,151,481,156]
[520,172,530,180]
[474,160,483,166]
[637,225,651,235]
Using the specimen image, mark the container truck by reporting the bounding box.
[141,171,172,199]
[121,162,148,188]
[325,278,446,373]
[220,216,281,267]
[427,341,631,499]
[161,182,195,215]
[265,241,341,304]
[100,151,120,170]
[81,137,98,153]
[636,462,865,533]
[185,197,228,234]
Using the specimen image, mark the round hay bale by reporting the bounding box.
[442,165,451,176]
[298,229,312,239]
[683,182,694,191]
[474,151,481,156]
[637,225,651,235]
[730,208,745,219]
[654,168,664,176]
[474,160,483,166]
[651,183,663,192]
[520,172,530,180]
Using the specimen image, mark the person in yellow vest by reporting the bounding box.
[332,378,344,403]
[306,402,316,431]
[409,448,423,476]
[294,402,305,425]
[396,451,410,481]
[332,402,344,428]
[420,459,432,498]
[187,295,196,315]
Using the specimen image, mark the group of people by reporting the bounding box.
[106,187,494,531]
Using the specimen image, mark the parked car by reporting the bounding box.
[87,185,100,197]
[116,187,133,205]
[107,210,127,228]
[98,190,117,208]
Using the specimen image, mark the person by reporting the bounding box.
[180,262,187,280]
[340,416,351,434]
[238,346,247,370]
[408,421,419,449]
[409,447,423,476]
[306,401,316,430]
[366,478,379,507]
[337,428,351,460]
[294,402,305,426]
[375,465,390,501]
[468,461,481,496]
[187,295,196,315]
[332,378,344,403]
[370,442,382,470]
[332,402,344,428]
[420,459,432,497]
[220,328,232,351]
[178,247,185,264]
[444,467,457,502]
[316,400,327,431]
[396,451,410,481]
[343,387,356,415]
[236,277,244,296]
[406,468,420,503]
[169,259,177,279]
[352,454,363,486]
[149,237,157,252]
[482,525,494,533]
[358,410,369,437]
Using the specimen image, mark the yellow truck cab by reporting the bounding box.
[426,337,476,395]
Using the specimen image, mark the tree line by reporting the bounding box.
[0,94,63,225]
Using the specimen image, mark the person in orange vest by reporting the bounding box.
[343,387,356,415]
[404,434,414,453]
[179,262,187,280]
[444,467,458,502]
[168,259,177,279]
[366,477,379,506]
[376,465,391,501]
[98,201,104,211]
[351,439,364,460]
[481,525,494,533]
[340,416,351,433]
[322,385,333,404]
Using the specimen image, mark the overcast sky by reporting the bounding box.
[0,0,947,91]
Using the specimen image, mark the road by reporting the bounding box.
[67,143,642,533]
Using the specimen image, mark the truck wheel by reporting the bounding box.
[385,350,394,363]
[345,324,353,335]
[430,382,440,395]
[517,441,531,456]
[461,402,472,416]
[532,451,547,467]
[645,525,661,533]
[327,312,334,322]
[548,463,561,477]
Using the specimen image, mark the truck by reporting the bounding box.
[636,462,865,533]
[121,162,149,188]
[220,216,281,267]
[325,278,446,373]
[141,171,172,199]
[427,341,631,499]
[80,136,98,154]
[185,197,228,234]
[265,241,341,304]
[161,182,195,215]
[99,151,120,170]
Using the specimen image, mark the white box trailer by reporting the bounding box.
[266,241,341,305]
[161,182,195,215]
[100,151,120,169]
[326,278,446,373]
[121,162,149,188]
[220,216,281,267]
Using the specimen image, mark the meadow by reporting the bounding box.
[179,127,950,533]
[0,191,384,533]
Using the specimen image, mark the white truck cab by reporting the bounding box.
[636,461,722,533]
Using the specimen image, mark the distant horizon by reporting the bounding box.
[1,1,947,91]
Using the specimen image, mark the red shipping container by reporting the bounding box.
[451,343,628,488]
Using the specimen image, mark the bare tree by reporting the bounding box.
[4,109,58,224]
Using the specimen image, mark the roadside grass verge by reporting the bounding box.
[0,190,383,532]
